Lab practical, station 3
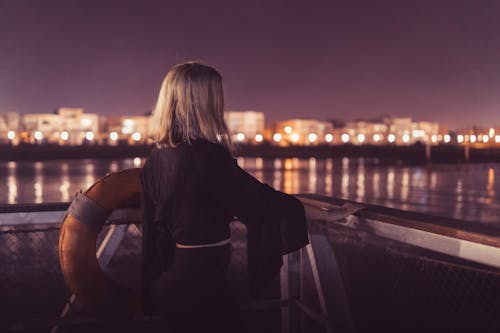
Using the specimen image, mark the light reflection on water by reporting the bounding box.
[0,157,499,225]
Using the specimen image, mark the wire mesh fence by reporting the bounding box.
[1,207,499,332]
[322,223,500,333]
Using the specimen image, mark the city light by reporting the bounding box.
[373,134,382,142]
[431,135,438,143]
[255,134,263,142]
[81,118,92,127]
[273,133,282,142]
[341,133,350,143]
[7,131,15,140]
[60,131,69,141]
[357,134,366,143]
[284,126,292,134]
[308,133,318,143]
[457,134,464,143]
[122,119,135,134]
[470,135,477,143]
[132,132,141,142]
[109,132,118,141]
[489,128,495,137]
[496,135,500,143]
[291,133,300,143]
[388,134,396,143]
[85,131,94,141]
[236,133,245,142]
[444,134,451,143]
[483,135,489,143]
[402,134,410,143]
[34,131,43,141]
[325,133,333,143]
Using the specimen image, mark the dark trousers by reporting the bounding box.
[148,244,242,332]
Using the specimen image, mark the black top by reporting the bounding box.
[140,139,308,305]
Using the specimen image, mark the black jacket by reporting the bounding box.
[140,139,308,307]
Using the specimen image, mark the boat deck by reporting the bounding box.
[0,195,499,332]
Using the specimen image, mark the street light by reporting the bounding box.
[61,131,69,141]
[236,133,245,142]
[34,131,43,141]
[273,133,282,143]
[308,133,318,143]
[255,134,263,143]
[357,134,365,143]
[132,132,142,142]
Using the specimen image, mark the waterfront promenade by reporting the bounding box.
[2,143,500,164]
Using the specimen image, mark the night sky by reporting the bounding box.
[1,0,500,129]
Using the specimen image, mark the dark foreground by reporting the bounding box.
[0,196,499,332]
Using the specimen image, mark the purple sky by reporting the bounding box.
[1,0,500,129]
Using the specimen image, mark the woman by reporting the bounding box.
[140,61,308,332]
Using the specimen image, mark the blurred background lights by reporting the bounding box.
[132,132,141,141]
[236,133,245,142]
[308,133,318,143]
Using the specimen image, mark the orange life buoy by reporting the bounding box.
[58,168,142,315]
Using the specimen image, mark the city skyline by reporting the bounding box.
[2,0,500,128]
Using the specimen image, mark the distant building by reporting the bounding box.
[224,111,265,143]
[23,113,61,143]
[343,121,388,145]
[413,121,439,145]
[57,108,99,145]
[272,118,334,146]
[120,115,151,144]
[21,108,100,145]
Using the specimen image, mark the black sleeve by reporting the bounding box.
[206,145,307,232]
[206,145,309,294]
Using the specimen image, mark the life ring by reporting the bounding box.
[58,168,142,315]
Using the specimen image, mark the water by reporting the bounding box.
[0,157,499,225]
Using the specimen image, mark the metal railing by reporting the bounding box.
[1,195,499,332]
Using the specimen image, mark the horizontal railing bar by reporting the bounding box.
[344,215,500,269]
[296,194,500,249]
[0,202,140,214]
[0,208,141,227]
[2,196,499,249]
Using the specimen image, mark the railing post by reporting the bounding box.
[307,225,354,332]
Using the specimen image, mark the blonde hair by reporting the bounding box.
[152,61,233,151]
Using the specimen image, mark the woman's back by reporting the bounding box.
[141,139,234,246]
